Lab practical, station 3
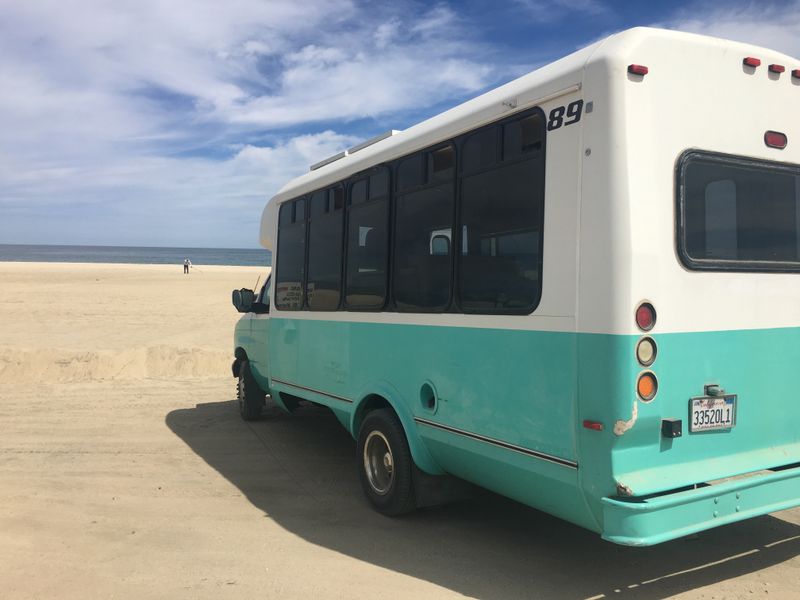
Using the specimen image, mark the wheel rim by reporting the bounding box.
[363,431,394,496]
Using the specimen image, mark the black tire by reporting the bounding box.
[357,408,416,516]
[237,360,265,421]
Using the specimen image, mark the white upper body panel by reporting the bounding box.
[577,28,799,335]
[258,27,800,335]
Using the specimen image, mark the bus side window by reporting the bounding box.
[307,186,344,310]
[393,146,455,312]
[345,169,390,309]
[458,112,545,314]
[274,198,306,310]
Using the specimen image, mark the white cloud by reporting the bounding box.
[217,5,494,127]
[227,51,492,127]
[0,131,358,247]
[513,0,608,22]
[4,0,798,249]
[659,1,800,58]
[0,1,501,246]
[374,18,402,49]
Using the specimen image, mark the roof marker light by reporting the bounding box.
[792,69,800,79]
[765,131,787,149]
[743,57,761,67]
[769,64,785,73]
[628,64,648,76]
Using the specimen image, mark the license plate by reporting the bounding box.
[689,396,736,432]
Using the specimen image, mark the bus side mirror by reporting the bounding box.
[232,288,255,313]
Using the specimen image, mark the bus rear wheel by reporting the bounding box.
[237,360,265,421]
[357,409,416,516]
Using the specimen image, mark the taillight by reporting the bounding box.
[637,372,658,402]
[765,131,787,149]
[635,302,656,332]
[636,337,657,367]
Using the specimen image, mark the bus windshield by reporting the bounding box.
[679,152,800,271]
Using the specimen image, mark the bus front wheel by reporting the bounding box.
[237,360,265,421]
[357,409,416,516]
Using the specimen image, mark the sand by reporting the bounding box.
[0,262,265,383]
[0,261,799,599]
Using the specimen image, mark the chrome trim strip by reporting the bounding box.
[414,417,578,469]
[270,377,353,403]
[527,83,582,108]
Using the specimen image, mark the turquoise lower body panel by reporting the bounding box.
[266,316,595,527]
[602,463,800,546]
[269,317,579,463]
[238,315,800,545]
[418,419,594,531]
[577,326,800,537]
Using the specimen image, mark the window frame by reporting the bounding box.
[676,149,800,273]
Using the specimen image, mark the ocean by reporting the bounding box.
[0,244,271,267]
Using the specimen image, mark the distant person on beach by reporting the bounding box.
[183,258,191,274]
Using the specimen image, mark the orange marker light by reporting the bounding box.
[637,373,658,401]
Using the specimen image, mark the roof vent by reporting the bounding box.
[347,130,401,155]
[309,130,402,172]
[310,151,348,172]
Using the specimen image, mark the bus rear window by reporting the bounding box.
[678,152,800,271]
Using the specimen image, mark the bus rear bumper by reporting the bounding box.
[601,463,800,546]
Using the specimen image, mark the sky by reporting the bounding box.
[1,0,799,249]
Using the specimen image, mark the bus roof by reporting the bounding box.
[259,26,797,250]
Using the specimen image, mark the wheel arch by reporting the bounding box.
[350,381,443,475]
[232,347,248,377]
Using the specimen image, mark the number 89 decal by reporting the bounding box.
[547,100,584,131]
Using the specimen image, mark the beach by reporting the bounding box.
[0,261,264,383]
[1,261,799,599]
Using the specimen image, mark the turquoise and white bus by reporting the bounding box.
[231,27,800,546]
